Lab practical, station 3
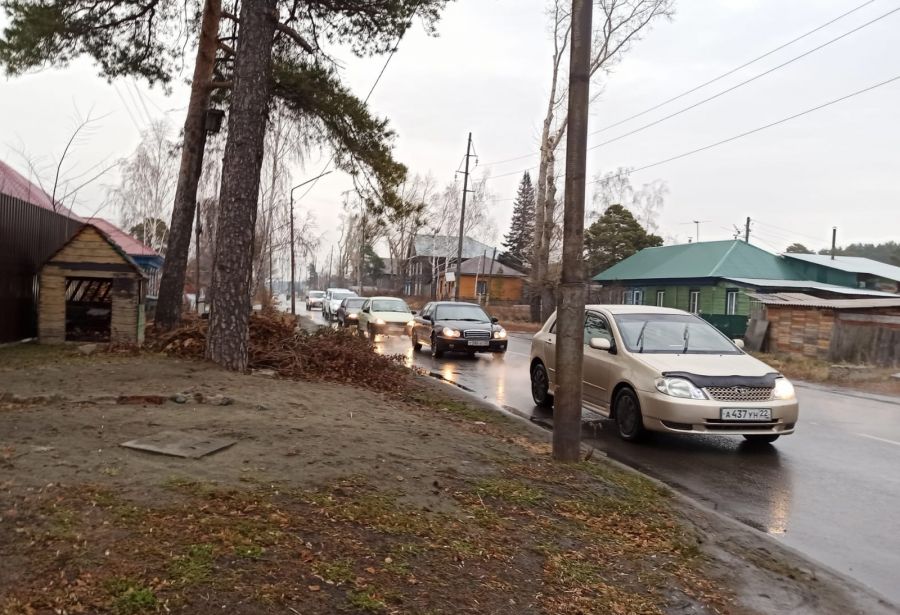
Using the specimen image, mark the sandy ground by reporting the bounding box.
[0,344,895,614]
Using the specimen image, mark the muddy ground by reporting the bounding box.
[0,344,894,614]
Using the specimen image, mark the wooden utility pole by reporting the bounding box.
[454,132,473,301]
[486,247,497,305]
[553,0,593,462]
[744,217,751,243]
[831,227,837,260]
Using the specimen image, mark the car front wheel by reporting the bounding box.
[614,388,645,442]
[412,332,422,352]
[431,335,444,358]
[530,362,553,408]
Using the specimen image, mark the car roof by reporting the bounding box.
[430,301,480,306]
[366,296,408,301]
[326,287,351,292]
[587,304,688,315]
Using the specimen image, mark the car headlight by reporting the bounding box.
[374,318,386,325]
[493,328,507,339]
[772,377,795,400]
[348,314,358,319]
[442,327,460,338]
[655,377,708,400]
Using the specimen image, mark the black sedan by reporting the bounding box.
[409,301,507,358]
[336,297,367,327]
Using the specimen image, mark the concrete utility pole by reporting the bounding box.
[454,132,474,301]
[554,0,593,462]
[289,171,332,314]
[745,217,751,243]
[831,227,837,260]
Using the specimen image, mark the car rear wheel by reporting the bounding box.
[530,362,553,408]
[431,335,444,358]
[412,332,422,352]
[743,434,780,444]
[614,388,645,442]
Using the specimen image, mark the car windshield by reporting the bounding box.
[343,298,366,309]
[309,291,325,298]
[332,291,355,301]
[435,304,490,322]
[372,299,410,313]
[613,313,740,355]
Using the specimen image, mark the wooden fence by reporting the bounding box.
[828,313,900,367]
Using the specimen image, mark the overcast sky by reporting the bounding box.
[2,0,898,265]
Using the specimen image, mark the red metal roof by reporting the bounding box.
[88,218,159,258]
[0,160,80,219]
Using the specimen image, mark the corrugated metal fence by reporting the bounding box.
[0,194,79,343]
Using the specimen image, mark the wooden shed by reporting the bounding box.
[38,224,147,345]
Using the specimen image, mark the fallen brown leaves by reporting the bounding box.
[147,311,410,393]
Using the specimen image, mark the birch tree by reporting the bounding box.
[529,0,674,321]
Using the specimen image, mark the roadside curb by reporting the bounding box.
[796,380,900,407]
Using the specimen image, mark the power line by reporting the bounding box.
[584,6,900,154]
[480,0,877,167]
[589,73,900,184]
[753,219,829,244]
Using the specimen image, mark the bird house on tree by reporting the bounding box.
[38,224,147,346]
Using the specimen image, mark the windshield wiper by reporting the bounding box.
[682,324,690,353]
[635,321,649,353]
[454,317,485,321]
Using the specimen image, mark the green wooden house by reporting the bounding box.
[592,240,896,337]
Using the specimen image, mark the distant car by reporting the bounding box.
[409,301,507,358]
[337,297,367,327]
[529,305,799,443]
[306,290,325,310]
[323,288,357,321]
[356,297,414,337]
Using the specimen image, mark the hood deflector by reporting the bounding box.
[661,371,781,388]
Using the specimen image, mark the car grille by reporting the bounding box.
[463,330,490,340]
[704,386,773,402]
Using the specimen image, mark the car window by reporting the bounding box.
[310,291,325,298]
[344,298,366,309]
[372,299,410,313]
[583,312,612,345]
[332,291,356,301]
[421,303,433,318]
[548,319,557,334]
[434,304,490,322]
[613,313,740,354]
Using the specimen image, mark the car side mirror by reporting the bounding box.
[491,317,499,324]
[733,338,745,349]
[589,337,612,351]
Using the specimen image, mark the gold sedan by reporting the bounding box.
[529,305,799,443]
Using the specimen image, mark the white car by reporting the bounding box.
[356,297,414,337]
[323,288,356,321]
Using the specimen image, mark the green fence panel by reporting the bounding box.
[702,314,749,338]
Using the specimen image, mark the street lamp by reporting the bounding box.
[288,171,332,314]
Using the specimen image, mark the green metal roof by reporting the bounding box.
[593,240,802,282]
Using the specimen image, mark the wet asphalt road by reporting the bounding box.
[302,307,900,607]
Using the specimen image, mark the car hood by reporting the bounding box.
[436,319,492,330]
[372,311,413,323]
[633,352,778,377]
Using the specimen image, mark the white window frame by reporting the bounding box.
[656,290,665,307]
[623,290,633,305]
[689,290,700,314]
[632,289,643,305]
[726,290,738,315]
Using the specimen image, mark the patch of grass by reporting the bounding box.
[161,476,221,496]
[313,558,355,585]
[549,554,604,585]
[105,578,158,614]
[233,544,265,559]
[405,392,501,424]
[475,478,545,506]
[347,589,387,612]
[169,543,215,585]
[382,557,410,575]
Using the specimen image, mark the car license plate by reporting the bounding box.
[720,408,771,421]
[468,340,489,347]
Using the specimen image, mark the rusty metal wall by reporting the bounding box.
[0,194,79,343]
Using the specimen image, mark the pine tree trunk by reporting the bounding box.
[155,0,222,329]
[205,0,276,371]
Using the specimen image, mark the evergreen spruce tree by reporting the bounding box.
[500,171,536,269]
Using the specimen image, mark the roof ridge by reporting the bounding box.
[707,240,740,276]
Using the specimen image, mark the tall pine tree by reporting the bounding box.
[500,171,536,269]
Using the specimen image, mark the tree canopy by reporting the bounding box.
[816,241,900,266]
[584,204,663,276]
[785,243,812,254]
[500,171,535,270]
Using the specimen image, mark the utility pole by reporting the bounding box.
[289,171,332,314]
[831,227,837,260]
[454,132,474,301]
[744,217,751,243]
[554,0,593,462]
[357,206,366,294]
[327,245,333,288]
[195,201,202,312]
[486,247,497,305]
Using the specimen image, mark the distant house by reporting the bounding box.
[780,253,900,294]
[406,234,497,297]
[592,239,896,337]
[437,255,525,303]
[89,219,164,296]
